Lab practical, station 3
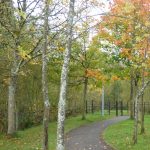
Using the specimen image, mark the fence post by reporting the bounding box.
[108,101,110,115]
[127,102,128,114]
[86,100,88,114]
[120,101,123,116]
[74,101,76,114]
[133,102,135,117]
[101,86,105,116]
[116,101,118,116]
[144,102,145,115]
[91,100,94,114]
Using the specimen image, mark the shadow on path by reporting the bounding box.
[65,116,129,150]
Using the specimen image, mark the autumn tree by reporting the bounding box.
[97,0,150,144]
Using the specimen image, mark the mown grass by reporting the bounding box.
[0,112,114,150]
[103,115,150,150]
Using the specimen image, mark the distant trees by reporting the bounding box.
[96,0,150,144]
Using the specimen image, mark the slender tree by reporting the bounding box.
[129,71,134,119]
[140,39,148,134]
[6,0,18,136]
[5,0,41,136]
[42,0,50,150]
[56,0,75,150]
[133,80,150,144]
[82,75,88,120]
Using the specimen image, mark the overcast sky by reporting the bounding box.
[13,0,111,41]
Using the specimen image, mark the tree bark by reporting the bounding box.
[3,0,17,136]
[56,0,75,150]
[140,40,148,134]
[133,95,139,144]
[42,0,50,150]
[140,69,145,134]
[140,94,144,134]
[8,47,20,136]
[8,68,17,135]
[133,80,150,144]
[7,0,27,136]
[82,77,88,120]
[129,72,134,119]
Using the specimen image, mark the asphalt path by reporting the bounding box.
[65,116,129,150]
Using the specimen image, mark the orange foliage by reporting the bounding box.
[111,75,120,81]
[143,71,149,77]
[86,69,107,81]
[99,0,150,67]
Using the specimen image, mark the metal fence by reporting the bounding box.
[66,101,150,117]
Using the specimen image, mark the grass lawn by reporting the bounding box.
[103,115,150,150]
[0,112,114,150]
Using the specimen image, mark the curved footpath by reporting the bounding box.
[65,116,129,150]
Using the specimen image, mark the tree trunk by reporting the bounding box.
[140,94,145,134]
[133,80,150,144]
[133,96,139,144]
[7,0,27,136]
[56,0,75,150]
[82,77,88,120]
[3,0,16,137]
[140,40,147,134]
[42,0,50,150]
[140,69,145,134]
[133,80,140,144]
[129,73,134,119]
[133,81,140,144]
[8,67,17,135]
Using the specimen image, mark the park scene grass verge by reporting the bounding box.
[103,115,150,150]
[0,112,114,150]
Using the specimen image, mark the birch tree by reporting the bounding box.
[5,0,19,136]
[133,80,150,144]
[3,0,45,136]
[56,0,75,149]
[42,0,50,150]
[129,71,134,119]
[140,36,149,134]
[6,0,40,136]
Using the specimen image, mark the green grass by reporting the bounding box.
[103,115,150,150]
[0,112,114,150]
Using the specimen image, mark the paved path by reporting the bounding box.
[65,116,129,150]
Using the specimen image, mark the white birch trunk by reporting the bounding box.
[42,0,50,150]
[140,42,147,134]
[4,0,17,136]
[8,67,17,135]
[129,72,134,119]
[133,80,150,144]
[56,0,75,150]
[8,53,20,135]
[7,0,27,136]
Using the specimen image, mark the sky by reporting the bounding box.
[13,0,111,41]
